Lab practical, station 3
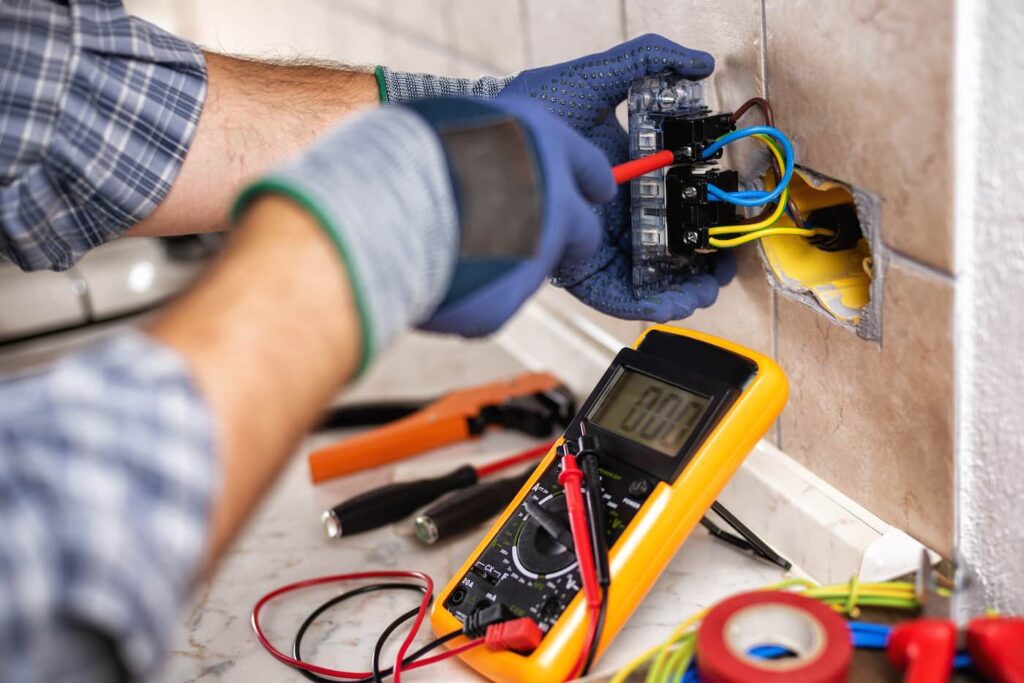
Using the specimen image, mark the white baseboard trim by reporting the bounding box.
[496,299,936,584]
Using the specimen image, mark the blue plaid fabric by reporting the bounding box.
[0,331,216,682]
[0,4,215,679]
[0,0,207,271]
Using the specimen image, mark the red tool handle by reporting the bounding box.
[612,150,676,184]
[887,619,957,683]
[968,617,1024,683]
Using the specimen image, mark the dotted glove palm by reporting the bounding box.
[498,34,736,321]
[377,34,735,322]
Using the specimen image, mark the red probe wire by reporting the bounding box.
[611,149,677,185]
[475,441,554,478]
[252,570,481,682]
[558,447,604,681]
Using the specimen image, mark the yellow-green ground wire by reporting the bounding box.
[706,134,833,248]
[610,578,922,683]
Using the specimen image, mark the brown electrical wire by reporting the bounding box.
[729,98,805,228]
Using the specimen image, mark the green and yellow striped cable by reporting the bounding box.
[705,134,834,249]
[610,578,921,683]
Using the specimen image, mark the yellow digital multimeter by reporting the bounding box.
[430,326,787,682]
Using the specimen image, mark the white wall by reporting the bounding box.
[954,0,1024,616]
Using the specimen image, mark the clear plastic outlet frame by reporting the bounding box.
[628,74,708,297]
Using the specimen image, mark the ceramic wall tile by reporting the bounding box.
[765,0,955,272]
[776,259,954,555]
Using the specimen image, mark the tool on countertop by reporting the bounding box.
[322,442,552,539]
[414,469,533,545]
[885,550,1024,683]
[431,325,788,682]
[309,372,575,483]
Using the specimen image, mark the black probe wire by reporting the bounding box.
[290,582,460,683]
[370,607,462,683]
[581,585,609,676]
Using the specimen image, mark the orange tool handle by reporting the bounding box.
[308,372,562,483]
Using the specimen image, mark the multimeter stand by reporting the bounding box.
[431,326,788,682]
[702,501,791,570]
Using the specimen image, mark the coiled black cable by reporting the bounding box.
[290,582,459,683]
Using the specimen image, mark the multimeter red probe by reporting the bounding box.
[322,441,553,539]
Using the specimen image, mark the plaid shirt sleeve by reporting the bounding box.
[0,0,207,272]
[0,330,217,683]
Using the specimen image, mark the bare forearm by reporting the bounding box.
[129,53,377,237]
[147,197,360,560]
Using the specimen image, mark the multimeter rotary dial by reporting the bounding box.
[512,495,577,578]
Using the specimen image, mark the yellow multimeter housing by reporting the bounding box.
[431,326,787,682]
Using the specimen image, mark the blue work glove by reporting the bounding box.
[236,97,615,370]
[409,97,617,335]
[498,34,736,321]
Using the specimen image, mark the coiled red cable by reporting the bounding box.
[251,570,480,682]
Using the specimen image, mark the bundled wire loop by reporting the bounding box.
[699,124,834,249]
[610,578,925,683]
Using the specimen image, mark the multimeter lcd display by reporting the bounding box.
[588,368,710,456]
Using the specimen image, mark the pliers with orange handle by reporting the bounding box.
[308,372,575,483]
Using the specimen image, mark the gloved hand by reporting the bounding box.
[498,34,736,321]
[377,34,735,321]
[235,97,614,369]
[410,97,616,336]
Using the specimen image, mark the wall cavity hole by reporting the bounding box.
[757,166,881,341]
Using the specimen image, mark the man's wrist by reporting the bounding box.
[233,107,459,365]
[375,65,516,104]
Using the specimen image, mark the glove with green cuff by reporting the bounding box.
[376,35,734,323]
[235,97,615,370]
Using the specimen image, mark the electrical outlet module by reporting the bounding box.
[628,74,736,297]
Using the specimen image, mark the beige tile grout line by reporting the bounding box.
[760,0,784,449]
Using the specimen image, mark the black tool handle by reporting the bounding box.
[415,470,532,544]
[325,465,478,537]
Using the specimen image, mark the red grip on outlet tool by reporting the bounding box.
[887,619,957,683]
[612,150,676,185]
[967,617,1024,683]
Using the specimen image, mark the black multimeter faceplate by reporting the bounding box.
[443,331,758,636]
[442,455,654,633]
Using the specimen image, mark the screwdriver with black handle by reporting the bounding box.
[415,469,533,545]
[321,465,478,538]
[320,442,551,539]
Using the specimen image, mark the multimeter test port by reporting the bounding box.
[430,326,788,682]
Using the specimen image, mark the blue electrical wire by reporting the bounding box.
[700,126,795,207]
[676,622,973,682]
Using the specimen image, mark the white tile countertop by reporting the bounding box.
[157,332,796,683]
